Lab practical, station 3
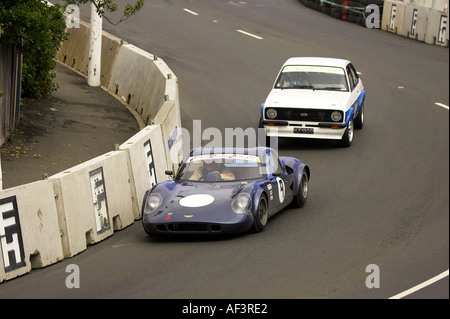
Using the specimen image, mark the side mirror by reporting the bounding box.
[165,170,174,177]
[272,159,286,177]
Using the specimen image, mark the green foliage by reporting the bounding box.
[64,0,144,24]
[0,0,68,99]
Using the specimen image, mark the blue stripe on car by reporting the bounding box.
[357,89,366,112]
[345,107,354,126]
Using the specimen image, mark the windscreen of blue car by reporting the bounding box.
[176,154,265,182]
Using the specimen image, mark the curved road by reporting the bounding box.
[1,0,448,299]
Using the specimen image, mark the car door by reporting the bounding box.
[346,63,364,119]
[268,155,290,215]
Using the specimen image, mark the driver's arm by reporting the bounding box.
[220,168,235,181]
[189,167,203,181]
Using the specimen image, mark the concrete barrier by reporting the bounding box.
[382,0,408,34]
[154,100,184,175]
[300,1,448,47]
[424,8,449,46]
[1,5,181,282]
[56,19,91,75]
[49,150,135,258]
[382,0,449,46]
[402,4,430,41]
[99,31,125,87]
[0,181,64,282]
[119,125,169,219]
[57,21,127,87]
[140,59,173,125]
[107,44,166,123]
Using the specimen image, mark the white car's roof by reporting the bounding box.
[282,57,350,68]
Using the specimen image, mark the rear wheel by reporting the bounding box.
[292,170,309,208]
[252,196,268,233]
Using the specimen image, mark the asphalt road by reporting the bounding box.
[0,0,448,300]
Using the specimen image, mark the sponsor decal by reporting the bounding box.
[283,65,345,75]
[276,177,286,203]
[267,183,274,201]
[188,154,260,163]
[179,194,215,208]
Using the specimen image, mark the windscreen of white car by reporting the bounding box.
[275,65,349,91]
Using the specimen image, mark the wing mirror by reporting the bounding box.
[165,170,174,179]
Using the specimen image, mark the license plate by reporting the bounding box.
[294,128,314,134]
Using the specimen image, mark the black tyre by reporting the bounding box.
[252,196,268,233]
[337,118,354,147]
[354,101,364,129]
[292,169,309,208]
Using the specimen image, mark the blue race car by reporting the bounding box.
[142,147,310,235]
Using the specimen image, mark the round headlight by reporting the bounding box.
[231,193,251,214]
[266,108,277,119]
[331,111,342,122]
[143,193,162,215]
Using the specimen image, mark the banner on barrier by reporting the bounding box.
[143,139,158,188]
[438,14,448,43]
[0,196,26,274]
[89,167,111,235]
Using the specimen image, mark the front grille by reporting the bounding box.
[267,108,341,123]
[157,223,222,232]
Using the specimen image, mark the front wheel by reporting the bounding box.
[354,102,364,130]
[252,196,268,233]
[337,118,354,147]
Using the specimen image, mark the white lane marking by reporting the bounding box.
[435,102,449,110]
[112,244,131,248]
[389,269,449,299]
[237,29,263,40]
[183,8,199,16]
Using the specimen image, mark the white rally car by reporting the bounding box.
[260,57,365,147]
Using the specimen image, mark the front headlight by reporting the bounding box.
[331,111,342,122]
[266,108,277,119]
[143,193,162,215]
[231,193,251,214]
